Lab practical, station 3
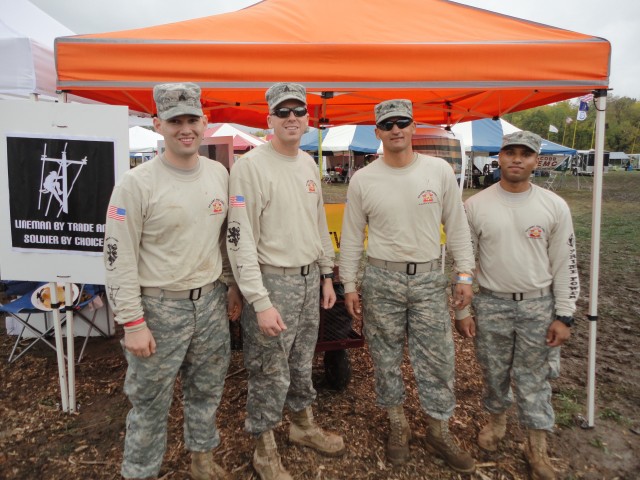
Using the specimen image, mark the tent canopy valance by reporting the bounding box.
[54,0,610,128]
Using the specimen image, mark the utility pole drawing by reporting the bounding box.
[38,143,88,217]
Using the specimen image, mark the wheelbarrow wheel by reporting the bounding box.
[323,349,352,391]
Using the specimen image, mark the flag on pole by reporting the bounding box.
[566,116,573,125]
[577,101,589,121]
[548,125,559,133]
[580,93,594,103]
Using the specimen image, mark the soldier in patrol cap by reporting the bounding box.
[340,99,477,473]
[227,82,343,480]
[105,82,242,480]
[458,130,579,479]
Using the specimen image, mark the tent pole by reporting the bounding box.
[318,128,324,179]
[586,89,607,428]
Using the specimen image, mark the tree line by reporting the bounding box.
[504,96,640,153]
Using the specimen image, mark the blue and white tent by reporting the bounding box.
[451,118,576,155]
[300,125,380,153]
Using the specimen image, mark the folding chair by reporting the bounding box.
[2,283,110,364]
[543,171,560,191]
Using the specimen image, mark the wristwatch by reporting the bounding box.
[320,273,335,281]
[555,315,574,327]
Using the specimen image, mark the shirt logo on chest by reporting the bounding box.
[526,225,545,239]
[208,198,225,215]
[417,190,437,205]
[306,180,318,193]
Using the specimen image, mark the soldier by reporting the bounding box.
[457,131,579,480]
[104,82,242,480]
[339,99,476,473]
[227,82,344,480]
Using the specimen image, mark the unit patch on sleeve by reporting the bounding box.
[227,221,241,251]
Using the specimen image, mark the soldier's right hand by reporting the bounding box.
[344,292,362,321]
[124,327,157,357]
[257,307,287,337]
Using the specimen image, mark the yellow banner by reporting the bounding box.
[323,203,444,252]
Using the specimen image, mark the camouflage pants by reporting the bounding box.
[362,265,456,420]
[121,282,230,479]
[242,266,320,435]
[473,292,560,430]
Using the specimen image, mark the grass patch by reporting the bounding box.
[553,389,583,428]
[599,407,630,426]
[589,436,609,453]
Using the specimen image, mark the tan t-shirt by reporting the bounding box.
[339,153,475,293]
[227,142,334,312]
[104,155,232,326]
[464,183,579,316]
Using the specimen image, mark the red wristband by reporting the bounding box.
[124,317,145,328]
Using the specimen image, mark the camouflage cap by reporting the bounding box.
[265,82,307,111]
[501,131,542,153]
[375,99,413,124]
[153,82,203,120]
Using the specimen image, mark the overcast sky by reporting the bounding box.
[29,0,640,99]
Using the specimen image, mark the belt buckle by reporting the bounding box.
[190,287,202,301]
[300,265,310,276]
[512,292,524,301]
[406,263,417,275]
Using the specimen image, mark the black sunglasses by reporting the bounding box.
[271,106,308,118]
[376,118,413,131]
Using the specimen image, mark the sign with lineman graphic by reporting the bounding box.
[7,135,115,255]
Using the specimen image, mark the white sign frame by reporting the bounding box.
[0,101,129,284]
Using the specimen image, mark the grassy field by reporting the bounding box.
[325,171,640,276]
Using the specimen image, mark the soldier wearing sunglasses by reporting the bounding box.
[339,99,476,473]
[227,82,344,480]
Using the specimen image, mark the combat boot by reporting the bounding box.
[524,430,556,480]
[425,416,476,474]
[477,412,507,451]
[289,406,345,456]
[253,430,293,480]
[386,405,411,466]
[190,451,229,480]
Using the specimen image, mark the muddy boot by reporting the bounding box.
[253,430,293,480]
[524,430,556,480]
[386,405,411,466]
[425,416,476,474]
[289,406,345,456]
[477,412,507,452]
[190,451,229,480]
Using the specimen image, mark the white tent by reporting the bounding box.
[0,0,74,99]
[129,126,163,153]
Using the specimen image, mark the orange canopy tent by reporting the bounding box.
[55,0,610,128]
[55,0,610,428]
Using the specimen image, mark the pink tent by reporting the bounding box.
[204,124,265,151]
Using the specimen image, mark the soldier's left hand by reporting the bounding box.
[321,278,337,309]
[546,320,571,346]
[453,283,473,309]
[455,316,476,338]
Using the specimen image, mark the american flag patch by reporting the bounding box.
[107,205,126,221]
[230,195,245,208]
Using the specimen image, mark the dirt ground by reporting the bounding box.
[1,173,639,480]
